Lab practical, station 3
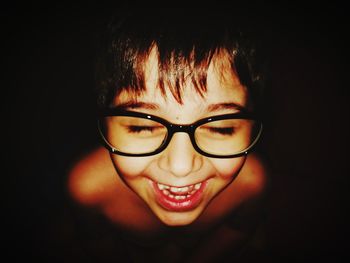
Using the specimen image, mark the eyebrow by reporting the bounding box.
[206,102,246,112]
[114,101,245,112]
[114,101,159,110]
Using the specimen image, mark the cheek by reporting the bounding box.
[209,156,246,179]
[110,154,154,179]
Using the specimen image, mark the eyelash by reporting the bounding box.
[127,126,160,133]
[204,127,235,135]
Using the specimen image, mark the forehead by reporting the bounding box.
[115,46,248,113]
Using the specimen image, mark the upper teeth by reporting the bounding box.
[170,186,189,193]
[157,182,202,193]
[157,183,169,190]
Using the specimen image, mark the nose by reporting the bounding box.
[158,133,203,177]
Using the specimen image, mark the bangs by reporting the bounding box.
[95,12,263,108]
[119,43,232,104]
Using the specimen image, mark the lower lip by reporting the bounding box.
[152,181,208,212]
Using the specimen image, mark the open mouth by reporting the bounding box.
[152,180,208,212]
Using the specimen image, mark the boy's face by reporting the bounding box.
[110,48,249,226]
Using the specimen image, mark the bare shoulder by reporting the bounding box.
[67,147,120,206]
[67,147,161,231]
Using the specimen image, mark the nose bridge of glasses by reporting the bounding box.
[169,124,194,134]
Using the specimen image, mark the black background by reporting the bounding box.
[2,4,349,262]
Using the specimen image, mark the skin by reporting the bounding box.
[68,47,269,260]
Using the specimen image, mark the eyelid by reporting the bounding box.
[127,124,164,128]
[199,126,235,135]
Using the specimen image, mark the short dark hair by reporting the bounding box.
[95,9,268,110]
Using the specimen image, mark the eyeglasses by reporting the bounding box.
[98,109,263,158]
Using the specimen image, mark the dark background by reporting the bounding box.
[3,4,349,262]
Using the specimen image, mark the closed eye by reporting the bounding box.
[203,127,235,135]
[127,125,163,133]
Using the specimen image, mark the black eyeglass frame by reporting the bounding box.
[98,109,263,158]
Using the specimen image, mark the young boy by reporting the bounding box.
[68,10,269,262]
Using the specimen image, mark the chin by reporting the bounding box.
[152,204,205,227]
[159,212,198,226]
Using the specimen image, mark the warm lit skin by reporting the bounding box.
[110,47,249,226]
[68,47,268,260]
